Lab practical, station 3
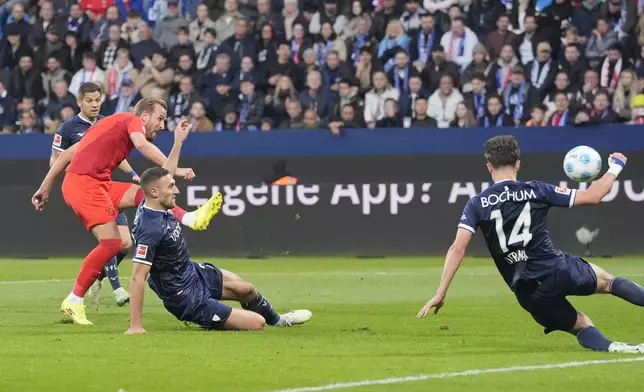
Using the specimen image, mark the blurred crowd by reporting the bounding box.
[2,0,644,134]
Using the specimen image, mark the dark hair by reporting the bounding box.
[451,16,464,24]
[595,88,611,100]
[83,52,97,61]
[126,10,141,18]
[565,43,580,51]
[497,13,510,21]
[134,97,168,116]
[555,91,569,100]
[531,103,547,112]
[78,82,102,98]
[484,135,520,169]
[177,26,189,35]
[472,72,486,82]
[140,167,170,196]
[204,28,217,37]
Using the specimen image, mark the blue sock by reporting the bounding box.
[115,249,128,266]
[103,257,122,290]
[242,292,281,325]
[611,277,644,306]
[576,326,612,351]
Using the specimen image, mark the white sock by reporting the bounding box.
[181,211,196,227]
[66,292,84,304]
[275,316,288,326]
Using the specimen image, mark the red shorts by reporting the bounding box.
[62,172,133,230]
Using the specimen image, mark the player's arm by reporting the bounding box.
[574,153,627,206]
[417,228,473,319]
[127,261,151,334]
[50,127,71,168]
[32,143,79,211]
[130,132,169,166]
[162,119,192,177]
[118,159,139,183]
[49,149,61,168]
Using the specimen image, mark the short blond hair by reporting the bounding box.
[133,97,167,116]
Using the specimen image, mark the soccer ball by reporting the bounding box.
[563,146,602,182]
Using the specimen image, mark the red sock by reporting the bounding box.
[172,206,187,223]
[72,239,122,297]
[135,188,145,205]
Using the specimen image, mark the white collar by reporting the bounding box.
[494,179,516,184]
[78,113,96,125]
[0,90,7,98]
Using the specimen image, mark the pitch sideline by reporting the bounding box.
[267,356,644,392]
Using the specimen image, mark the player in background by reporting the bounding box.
[127,147,312,333]
[417,135,644,353]
[32,97,223,325]
[50,82,133,307]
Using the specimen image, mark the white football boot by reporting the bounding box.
[113,287,130,307]
[278,309,313,326]
[88,280,102,304]
[608,342,644,354]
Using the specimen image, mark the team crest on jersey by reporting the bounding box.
[555,186,571,195]
[136,244,148,258]
[53,134,62,147]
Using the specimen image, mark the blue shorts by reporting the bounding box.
[163,263,232,330]
[115,211,128,226]
[514,255,597,334]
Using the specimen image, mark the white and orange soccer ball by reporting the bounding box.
[563,146,602,183]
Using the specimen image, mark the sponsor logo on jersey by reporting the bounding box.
[136,244,148,258]
[53,134,62,147]
[555,186,571,195]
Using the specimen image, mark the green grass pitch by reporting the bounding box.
[1,256,644,391]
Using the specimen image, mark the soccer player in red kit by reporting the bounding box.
[32,97,222,325]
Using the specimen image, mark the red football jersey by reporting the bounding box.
[67,113,145,181]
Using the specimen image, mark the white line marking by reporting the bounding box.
[267,357,644,392]
[1,272,643,285]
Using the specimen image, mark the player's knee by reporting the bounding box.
[572,312,594,332]
[249,313,266,331]
[239,281,258,303]
[593,270,614,294]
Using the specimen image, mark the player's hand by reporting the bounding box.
[125,327,146,334]
[31,189,50,212]
[174,119,192,142]
[132,174,141,183]
[416,295,445,319]
[175,168,195,181]
[609,152,627,167]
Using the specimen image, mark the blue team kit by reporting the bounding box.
[458,180,597,333]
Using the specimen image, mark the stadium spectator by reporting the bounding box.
[467,0,505,40]
[42,56,72,105]
[299,70,332,121]
[215,103,240,130]
[388,49,419,95]
[485,14,516,62]
[1,24,34,71]
[375,98,403,128]
[44,80,77,124]
[372,0,400,42]
[526,104,548,127]
[543,72,573,118]
[291,108,324,129]
[265,76,298,126]
[559,44,589,91]
[8,54,45,103]
[346,17,378,68]
[170,27,198,67]
[224,18,256,69]
[69,52,105,98]
[98,24,128,71]
[400,0,429,33]
[589,89,620,124]
[104,48,136,99]
[599,0,637,41]
[0,80,17,132]
[450,101,476,128]
[600,44,626,93]
[208,77,236,121]
[463,72,488,121]
[282,0,307,41]
[200,53,234,94]
[310,0,346,36]
[215,0,245,44]
[102,79,141,115]
[195,28,222,71]
[409,13,440,72]
[481,94,514,127]
[440,17,478,71]
[31,1,60,49]
[238,76,264,130]
[131,23,162,69]
[410,97,438,127]
[254,0,285,41]
[573,70,601,113]
[526,41,557,100]
[122,11,144,44]
[189,4,217,53]
[341,1,372,41]
[398,74,426,119]
[585,18,619,70]
[427,74,462,128]
[281,98,304,128]
[509,0,534,34]
[460,43,489,92]
[231,56,257,92]
[330,78,361,119]
[167,75,201,130]
[613,69,640,122]
[154,0,190,50]
[135,50,174,99]
[256,24,278,75]
[63,32,83,74]
[321,50,352,93]
[314,22,347,64]
[571,0,603,37]
[364,71,399,128]
[187,101,214,131]
[289,22,312,66]
[547,91,573,126]
[379,20,410,71]
[354,47,375,96]
[512,14,542,65]
[502,65,539,125]
[7,3,32,39]
[328,103,361,136]
[420,45,459,95]
[18,109,41,133]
